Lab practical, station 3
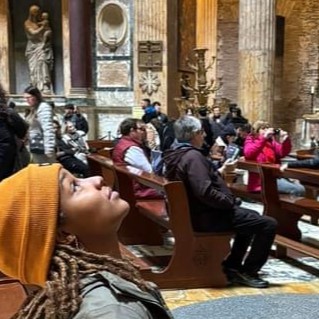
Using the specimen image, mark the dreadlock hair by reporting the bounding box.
[13,244,149,319]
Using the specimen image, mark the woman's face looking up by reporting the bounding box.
[58,169,129,245]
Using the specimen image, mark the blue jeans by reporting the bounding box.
[277,178,305,196]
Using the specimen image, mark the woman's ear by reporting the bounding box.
[56,229,76,245]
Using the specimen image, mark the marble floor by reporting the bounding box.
[161,257,319,311]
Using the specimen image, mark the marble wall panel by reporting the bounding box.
[96,60,131,88]
[95,90,134,107]
[97,112,130,138]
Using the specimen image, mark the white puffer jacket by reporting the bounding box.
[26,102,56,155]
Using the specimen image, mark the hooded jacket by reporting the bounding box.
[163,144,237,232]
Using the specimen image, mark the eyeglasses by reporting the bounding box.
[136,127,146,132]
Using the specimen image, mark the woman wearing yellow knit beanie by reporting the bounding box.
[0,164,173,319]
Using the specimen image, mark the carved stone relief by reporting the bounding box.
[139,70,161,95]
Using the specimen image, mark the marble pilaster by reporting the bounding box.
[196,0,218,107]
[69,0,92,95]
[238,0,276,123]
[62,0,71,95]
[0,0,10,92]
[133,0,168,117]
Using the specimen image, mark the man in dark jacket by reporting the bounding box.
[163,115,277,288]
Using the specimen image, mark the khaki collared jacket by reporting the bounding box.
[73,271,174,319]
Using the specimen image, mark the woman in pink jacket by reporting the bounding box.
[244,120,305,196]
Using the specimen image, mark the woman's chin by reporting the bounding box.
[121,200,130,216]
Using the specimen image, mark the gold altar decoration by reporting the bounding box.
[176,48,222,115]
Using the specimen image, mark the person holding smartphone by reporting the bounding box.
[244,120,305,196]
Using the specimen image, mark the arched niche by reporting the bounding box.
[97,2,127,52]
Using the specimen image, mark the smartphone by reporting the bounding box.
[229,147,240,161]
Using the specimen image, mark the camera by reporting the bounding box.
[274,128,281,135]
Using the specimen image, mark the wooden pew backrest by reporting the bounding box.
[259,163,319,258]
[296,148,316,160]
[0,278,27,319]
[87,139,114,151]
[115,165,195,240]
[87,154,118,189]
[228,159,262,202]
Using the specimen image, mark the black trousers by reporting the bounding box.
[223,207,277,274]
[193,206,277,274]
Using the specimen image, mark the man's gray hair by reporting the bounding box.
[174,116,202,142]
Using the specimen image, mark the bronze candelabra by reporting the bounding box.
[177,48,222,115]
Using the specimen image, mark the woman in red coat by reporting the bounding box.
[244,120,305,196]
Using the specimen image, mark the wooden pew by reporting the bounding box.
[115,165,233,289]
[296,148,316,160]
[227,159,263,203]
[259,164,319,259]
[87,139,114,151]
[87,154,232,289]
[0,278,27,319]
[228,159,318,225]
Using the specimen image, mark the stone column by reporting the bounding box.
[196,0,218,107]
[0,0,10,92]
[238,0,276,123]
[69,0,91,95]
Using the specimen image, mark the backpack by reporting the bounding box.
[159,120,176,152]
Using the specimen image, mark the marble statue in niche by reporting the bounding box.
[24,5,54,94]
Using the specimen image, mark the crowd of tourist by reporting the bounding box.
[0,90,309,317]
[0,84,90,182]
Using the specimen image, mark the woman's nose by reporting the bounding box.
[80,176,104,188]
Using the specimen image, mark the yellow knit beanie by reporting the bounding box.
[0,163,62,287]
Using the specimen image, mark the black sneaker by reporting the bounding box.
[229,272,269,288]
[222,266,241,285]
